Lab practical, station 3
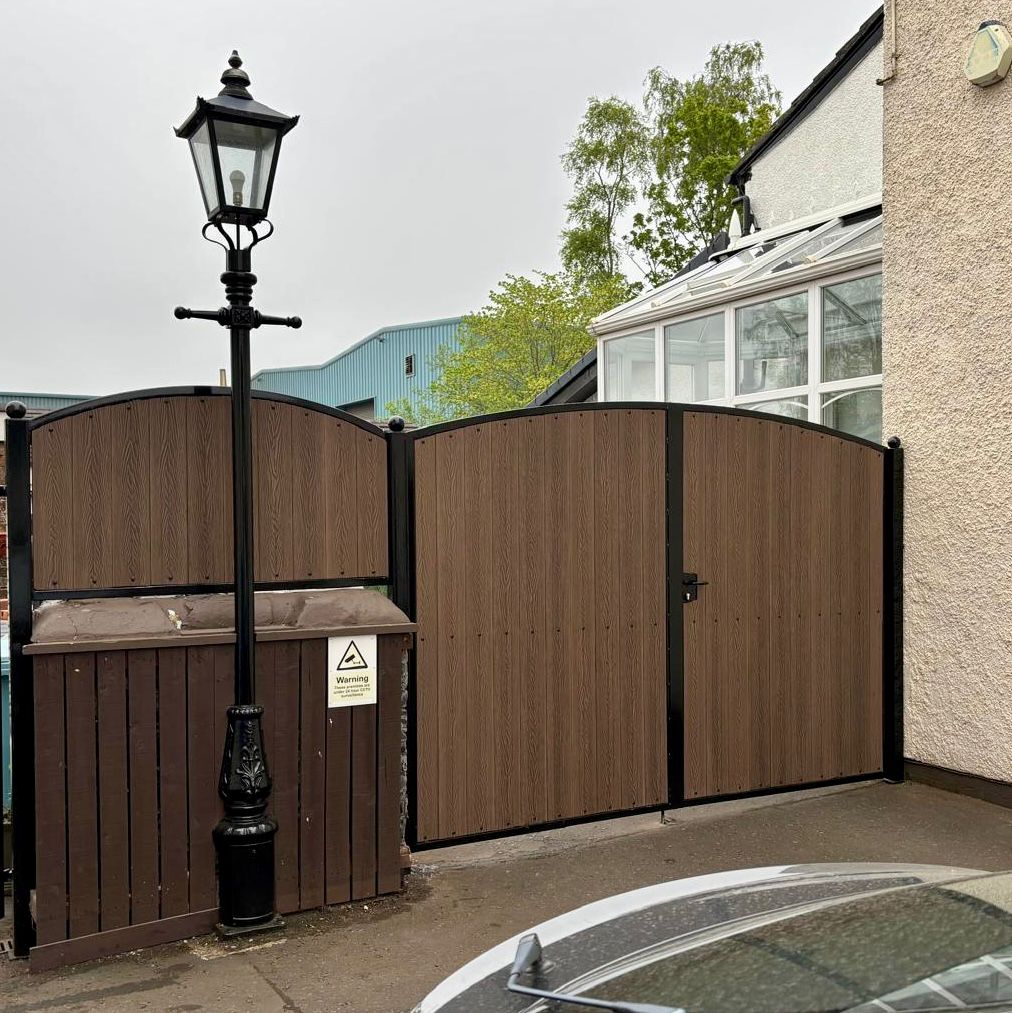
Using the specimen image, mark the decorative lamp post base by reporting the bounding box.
[213,703,281,934]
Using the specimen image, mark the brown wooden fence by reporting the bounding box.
[410,409,668,844]
[30,390,387,591]
[24,625,407,972]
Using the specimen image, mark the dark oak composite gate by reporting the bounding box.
[392,403,901,847]
[410,410,668,843]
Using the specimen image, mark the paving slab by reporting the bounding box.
[3,781,1012,1013]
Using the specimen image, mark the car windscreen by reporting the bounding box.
[578,874,1012,1013]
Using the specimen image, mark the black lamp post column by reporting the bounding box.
[174,51,300,934]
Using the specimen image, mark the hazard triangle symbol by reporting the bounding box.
[336,639,368,670]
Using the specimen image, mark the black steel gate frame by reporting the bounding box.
[385,401,904,851]
[4,395,904,953]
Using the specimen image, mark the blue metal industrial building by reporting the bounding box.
[251,316,463,421]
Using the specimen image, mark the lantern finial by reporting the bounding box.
[219,50,252,99]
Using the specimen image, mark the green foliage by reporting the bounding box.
[560,97,649,282]
[385,272,628,423]
[627,42,781,286]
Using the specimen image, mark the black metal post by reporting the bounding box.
[209,246,281,934]
[882,436,905,783]
[175,237,300,933]
[5,404,35,954]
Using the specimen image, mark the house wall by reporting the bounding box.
[883,2,1012,780]
[748,41,883,229]
[252,317,462,419]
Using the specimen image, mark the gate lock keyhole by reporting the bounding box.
[682,572,708,603]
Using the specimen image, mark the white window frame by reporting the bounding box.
[598,262,884,437]
[599,325,663,401]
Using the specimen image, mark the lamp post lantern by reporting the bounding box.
[174,51,300,934]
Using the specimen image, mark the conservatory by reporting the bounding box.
[593,196,884,443]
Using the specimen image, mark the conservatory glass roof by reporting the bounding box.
[592,206,883,334]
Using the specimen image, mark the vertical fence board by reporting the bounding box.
[325,705,352,905]
[34,655,68,945]
[128,650,159,925]
[377,636,403,894]
[565,411,597,816]
[96,652,129,930]
[517,416,548,827]
[324,420,358,579]
[413,436,439,843]
[299,640,326,910]
[543,414,568,821]
[273,641,301,914]
[253,400,294,582]
[108,401,152,587]
[594,411,622,812]
[157,649,190,918]
[71,411,115,589]
[186,396,232,584]
[31,420,76,589]
[640,412,667,805]
[65,653,99,937]
[490,419,521,829]
[290,409,328,580]
[186,646,218,912]
[355,430,387,579]
[149,398,189,584]
[463,424,494,833]
[351,703,378,901]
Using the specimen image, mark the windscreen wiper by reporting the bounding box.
[506,933,683,1013]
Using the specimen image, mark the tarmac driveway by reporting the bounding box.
[3,780,1012,1012]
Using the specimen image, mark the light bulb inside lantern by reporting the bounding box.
[229,169,246,206]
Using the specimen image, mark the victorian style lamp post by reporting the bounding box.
[174,51,300,933]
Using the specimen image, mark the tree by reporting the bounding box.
[386,271,628,423]
[560,97,649,283]
[626,42,781,286]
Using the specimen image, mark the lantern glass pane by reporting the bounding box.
[188,122,219,216]
[212,119,278,213]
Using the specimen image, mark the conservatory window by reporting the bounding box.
[736,292,808,395]
[821,387,882,442]
[747,395,808,421]
[665,313,724,401]
[822,275,882,381]
[603,330,655,400]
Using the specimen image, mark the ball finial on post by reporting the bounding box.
[387,416,406,433]
[5,401,27,419]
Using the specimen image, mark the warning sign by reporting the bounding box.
[327,634,377,708]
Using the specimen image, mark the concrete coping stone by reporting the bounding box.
[25,588,415,655]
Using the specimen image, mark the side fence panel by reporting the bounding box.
[25,634,405,971]
[29,392,388,594]
[412,407,668,845]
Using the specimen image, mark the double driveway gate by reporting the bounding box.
[6,393,901,962]
[389,403,901,847]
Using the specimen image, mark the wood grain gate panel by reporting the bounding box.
[682,411,883,800]
[413,407,667,844]
[30,391,389,591]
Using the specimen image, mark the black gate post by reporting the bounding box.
[883,436,904,783]
[5,403,35,954]
[665,405,685,808]
[386,419,417,845]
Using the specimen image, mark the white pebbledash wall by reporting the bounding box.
[883,2,1012,780]
[747,41,884,229]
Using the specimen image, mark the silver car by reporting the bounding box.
[414,863,1012,1013]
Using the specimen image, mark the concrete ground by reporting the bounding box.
[4,780,1012,1012]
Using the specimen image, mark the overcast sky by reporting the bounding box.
[2,0,879,396]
